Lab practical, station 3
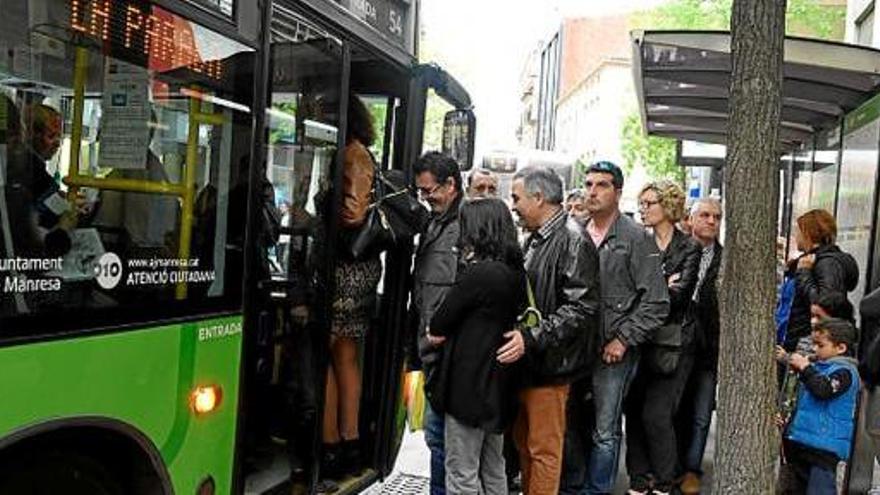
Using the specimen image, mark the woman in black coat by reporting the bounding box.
[784,209,859,352]
[625,181,701,495]
[428,198,527,495]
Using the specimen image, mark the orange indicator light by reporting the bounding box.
[191,385,222,414]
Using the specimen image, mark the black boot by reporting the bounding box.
[320,443,344,480]
[340,439,362,477]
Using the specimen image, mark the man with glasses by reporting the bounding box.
[412,151,464,495]
[581,161,669,494]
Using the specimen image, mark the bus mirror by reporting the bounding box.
[442,109,475,171]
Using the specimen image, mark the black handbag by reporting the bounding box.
[349,167,428,260]
[645,321,682,375]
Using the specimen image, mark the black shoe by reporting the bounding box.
[315,479,339,494]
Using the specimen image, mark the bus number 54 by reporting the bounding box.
[388,10,402,37]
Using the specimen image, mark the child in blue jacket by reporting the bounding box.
[776,317,860,495]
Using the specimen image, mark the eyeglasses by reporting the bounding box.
[417,182,444,198]
[638,199,660,210]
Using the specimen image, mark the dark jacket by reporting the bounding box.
[691,242,723,370]
[413,196,462,371]
[520,209,600,385]
[786,244,859,350]
[4,147,71,258]
[859,287,880,387]
[589,214,669,347]
[660,229,701,345]
[430,260,527,432]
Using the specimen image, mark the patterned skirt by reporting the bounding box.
[331,256,382,339]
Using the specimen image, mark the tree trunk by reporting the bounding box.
[715,0,786,493]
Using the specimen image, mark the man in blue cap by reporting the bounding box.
[581,161,670,494]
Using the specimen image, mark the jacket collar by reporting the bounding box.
[432,193,463,227]
[422,194,463,247]
[534,207,567,241]
[587,212,624,248]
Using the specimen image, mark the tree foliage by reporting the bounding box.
[621,112,683,184]
[629,0,845,39]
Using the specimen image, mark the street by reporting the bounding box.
[367,420,718,494]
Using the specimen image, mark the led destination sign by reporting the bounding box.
[69,0,224,80]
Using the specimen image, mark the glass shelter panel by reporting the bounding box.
[788,149,814,261]
[838,98,880,305]
[0,0,255,331]
[810,126,841,214]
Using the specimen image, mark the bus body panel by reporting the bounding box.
[0,315,243,493]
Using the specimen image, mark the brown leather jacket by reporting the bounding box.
[340,140,374,229]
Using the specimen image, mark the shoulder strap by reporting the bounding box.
[526,274,536,309]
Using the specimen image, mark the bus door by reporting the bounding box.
[242,5,350,493]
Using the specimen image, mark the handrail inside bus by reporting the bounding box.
[63,46,227,300]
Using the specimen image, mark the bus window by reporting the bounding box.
[422,89,453,152]
[0,0,255,332]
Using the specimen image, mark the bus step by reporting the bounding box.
[364,473,430,495]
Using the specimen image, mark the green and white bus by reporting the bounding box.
[0,0,474,493]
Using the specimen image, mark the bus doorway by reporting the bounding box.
[241,4,475,494]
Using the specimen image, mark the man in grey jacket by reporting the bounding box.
[582,161,669,494]
[411,151,463,495]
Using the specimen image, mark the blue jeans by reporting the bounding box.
[681,367,716,474]
[584,350,639,494]
[806,466,837,495]
[425,403,446,495]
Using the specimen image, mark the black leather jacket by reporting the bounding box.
[661,229,702,345]
[692,242,722,370]
[521,209,601,385]
[785,244,859,350]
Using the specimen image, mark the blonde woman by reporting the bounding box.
[624,181,701,495]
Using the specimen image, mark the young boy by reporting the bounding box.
[775,317,861,495]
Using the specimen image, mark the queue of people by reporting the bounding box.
[404,153,873,495]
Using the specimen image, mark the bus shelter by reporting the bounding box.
[631,30,880,492]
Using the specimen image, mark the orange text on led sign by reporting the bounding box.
[70,0,223,80]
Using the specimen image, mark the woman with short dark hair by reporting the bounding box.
[428,198,527,495]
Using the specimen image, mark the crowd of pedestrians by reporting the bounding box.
[406,152,877,495]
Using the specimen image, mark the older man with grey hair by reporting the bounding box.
[675,196,723,495]
[502,165,600,494]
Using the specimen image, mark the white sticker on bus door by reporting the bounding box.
[98,60,151,170]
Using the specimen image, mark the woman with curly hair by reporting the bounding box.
[624,180,701,495]
[321,94,382,480]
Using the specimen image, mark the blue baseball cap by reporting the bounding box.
[586,160,624,189]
